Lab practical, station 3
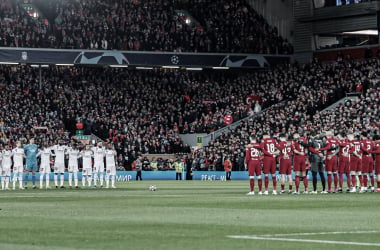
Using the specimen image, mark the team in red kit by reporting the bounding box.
[245,131,380,195]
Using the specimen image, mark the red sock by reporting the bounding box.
[339,173,343,189]
[250,179,254,192]
[363,175,368,188]
[333,173,338,189]
[273,178,277,191]
[295,176,300,192]
[281,184,285,191]
[289,184,293,191]
[359,175,363,187]
[327,174,332,190]
[264,176,269,191]
[258,179,263,192]
[351,175,356,188]
[346,173,351,189]
[303,177,308,191]
[370,175,375,187]
[377,181,380,189]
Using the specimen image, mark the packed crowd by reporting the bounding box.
[0,0,292,54]
[194,59,380,170]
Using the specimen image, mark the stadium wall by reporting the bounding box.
[14,171,357,182]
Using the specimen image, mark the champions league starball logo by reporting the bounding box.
[170,55,179,65]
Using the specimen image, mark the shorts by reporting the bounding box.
[94,162,104,173]
[279,159,292,175]
[106,165,116,176]
[1,165,11,176]
[338,159,350,174]
[39,163,51,174]
[361,157,373,173]
[54,161,65,174]
[293,157,306,172]
[25,161,38,172]
[13,164,24,174]
[248,161,261,177]
[263,157,276,175]
[68,164,79,173]
[325,157,337,172]
[311,161,324,173]
[350,158,362,172]
[82,167,92,176]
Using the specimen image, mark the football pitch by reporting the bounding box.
[0,181,379,250]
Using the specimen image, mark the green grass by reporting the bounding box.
[0,181,379,250]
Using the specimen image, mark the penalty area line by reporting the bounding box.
[226,235,380,247]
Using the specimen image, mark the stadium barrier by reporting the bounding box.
[10,171,361,182]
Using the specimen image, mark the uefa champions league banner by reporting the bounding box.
[9,171,352,182]
[0,47,289,69]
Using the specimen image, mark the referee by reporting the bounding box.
[308,132,327,194]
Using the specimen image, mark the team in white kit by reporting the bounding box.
[0,140,117,190]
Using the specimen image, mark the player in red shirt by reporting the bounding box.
[276,134,293,194]
[348,134,363,193]
[260,134,280,195]
[360,132,375,192]
[337,133,351,192]
[245,136,263,195]
[319,131,339,193]
[292,132,309,194]
[370,135,380,192]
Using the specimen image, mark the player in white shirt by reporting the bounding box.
[105,143,117,189]
[92,142,105,188]
[38,143,53,189]
[81,144,93,188]
[66,143,81,188]
[12,141,25,190]
[51,140,68,188]
[1,144,12,190]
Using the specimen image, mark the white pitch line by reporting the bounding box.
[227,235,380,247]
[259,230,380,237]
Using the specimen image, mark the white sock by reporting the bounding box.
[19,175,23,188]
[100,173,104,186]
[40,175,44,187]
[74,172,78,187]
[88,175,92,186]
[1,178,4,190]
[54,174,58,186]
[46,176,49,187]
[93,173,97,186]
[13,175,17,189]
[82,175,86,187]
[105,174,109,187]
[60,174,64,186]
[5,177,9,189]
[111,175,115,186]
[68,173,72,187]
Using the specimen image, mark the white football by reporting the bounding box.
[149,185,157,191]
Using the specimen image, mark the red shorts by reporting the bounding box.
[325,156,337,172]
[279,159,292,175]
[350,157,362,172]
[338,158,350,174]
[248,161,261,177]
[361,157,374,173]
[263,157,276,175]
[375,159,380,175]
[293,156,306,172]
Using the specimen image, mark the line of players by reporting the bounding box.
[0,138,118,190]
[245,131,380,195]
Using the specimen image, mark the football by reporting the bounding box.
[149,185,157,191]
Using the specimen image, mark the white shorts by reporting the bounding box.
[1,165,11,176]
[82,168,92,176]
[54,162,65,174]
[13,164,24,174]
[68,164,79,173]
[40,163,51,174]
[93,162,104,173]
[106,165,116,176]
